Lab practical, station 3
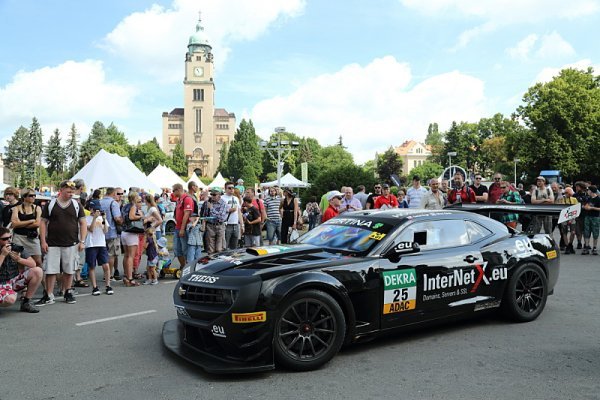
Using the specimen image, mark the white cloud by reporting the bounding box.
[534,59,598,83]
[249,56,487,163]
[507,32,576,60]
[102,0,306,83]
[0,60,136,143]
[400,0,599,22]
[400,0,599,50]
[535,32,576,58]
[507,34,539,60]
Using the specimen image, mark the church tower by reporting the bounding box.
[162,15,236,178]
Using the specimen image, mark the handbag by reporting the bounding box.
[123,204,145,233]
[289,228,300,242]
[27,230,39,239]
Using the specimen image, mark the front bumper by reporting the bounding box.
[162,319,275,374]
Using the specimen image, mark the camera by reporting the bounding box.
[10,244,25,253]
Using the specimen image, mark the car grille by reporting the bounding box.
[180,284,237,306]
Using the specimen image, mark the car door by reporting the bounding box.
[379,218,482,330]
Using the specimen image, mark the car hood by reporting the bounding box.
[191,244,366,278]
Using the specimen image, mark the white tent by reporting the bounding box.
[148,164,186,189]
[207,172,227,189]
[187,172,207,189]
[260,172,310,188]
[71,149,162,193]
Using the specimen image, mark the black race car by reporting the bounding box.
[162,204,580,373]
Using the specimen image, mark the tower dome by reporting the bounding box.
[188,14,211,53]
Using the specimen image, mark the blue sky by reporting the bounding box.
[0,0,598,164]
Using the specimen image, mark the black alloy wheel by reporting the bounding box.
[274,289,345,371]
[502,263,548,322]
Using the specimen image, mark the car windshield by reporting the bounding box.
[297,217,394,254]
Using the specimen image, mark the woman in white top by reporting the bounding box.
[144,193,163,233]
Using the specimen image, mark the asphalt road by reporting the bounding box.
[1,247,599,400]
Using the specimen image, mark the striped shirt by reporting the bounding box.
[264,195,282,222]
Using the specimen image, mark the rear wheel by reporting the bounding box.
[165,221,175,234]
[502,263,548,322]
[274,289,345,371]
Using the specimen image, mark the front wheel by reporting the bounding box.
[274,289,346,371]
[502,263,548,322]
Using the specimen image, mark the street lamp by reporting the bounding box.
[447,152,457,179]
[258,127,299,187]
[513,158,520,186]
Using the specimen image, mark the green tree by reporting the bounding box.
[4,125,30,186]
[65,123,79,176]
[425,122,445,165]
[408,162,444,183]
[104,122,130,156]
[516,67,600,181]
[303,164,377,206]
[79,121,108,167]
[129,139,170,174]
[216,142,229,177]
[45,128,67,177]
[28,117,44,186]
[171,143,188,176]
[225,119,262,185]
[376,146,403,184]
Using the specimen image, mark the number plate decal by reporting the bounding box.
[382,269,417,314]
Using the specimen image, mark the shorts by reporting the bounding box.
[106,237,122,257]
[584,216,600,239]
[85,246,109,268]
[173,229,188,257]
[121,231,141,247]
[147,256,158,267]
[45,245,79,275]
[0,269,33,304]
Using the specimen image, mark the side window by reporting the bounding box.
[394,220,470,250]
[465,220,493,243]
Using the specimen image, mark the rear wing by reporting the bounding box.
[445,203,581,224]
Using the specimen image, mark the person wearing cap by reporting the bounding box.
[84,201,113,295]
[406,176,427,209]
[322,191,343,223]
[374,184,399,209]
[279,188,300,244]
[531,176,554,234]
[201,188,228,254]
[37,180,87,305]
[582,185,600,255]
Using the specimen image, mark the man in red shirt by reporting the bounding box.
[374,184,399,209]
[172,183,195,268]
[448,172,476,204]
[322,191,343,223]
[487,172,504,204]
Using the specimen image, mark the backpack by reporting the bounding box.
[47,198,80,216]
[122,203,144,233]
[1,202,19,227]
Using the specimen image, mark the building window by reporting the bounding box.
[196,56,201,61]
[168,123,182,129]
[216,124,229,130]
[413,160,417,168]
[193,89,204,101]
[195,109,202,133]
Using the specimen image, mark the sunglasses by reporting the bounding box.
[25,194,36,198]
[500,186,507,189]
[116,192,124,195]
[494,178,501,181]
[226,186,234,190]
[64,181,76,187]
[210,193,219,196]
[475,177,482,180]
[0,236,12,241]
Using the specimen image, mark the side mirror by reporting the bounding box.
[383,241,420,261]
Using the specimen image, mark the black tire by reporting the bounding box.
[502,263,548,322]
[159,270,165,278]
[274,289,346,371]
[165,221,175,234]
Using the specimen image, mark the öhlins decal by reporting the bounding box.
[383,269,416,314]
[231,311,267,323]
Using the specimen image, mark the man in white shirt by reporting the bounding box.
[221,181,241,250]
[420,178,445,210]
[406,175,428,209]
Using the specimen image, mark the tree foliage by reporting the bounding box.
[65,124,79,176]
[408,162,444,183]
[171,143,188,176]
[225,119,262,185]
[129,139,171,175]
[4,125,30,186]
[425,123,445,165]
[515,67,600,181]
[376,146,403,184]
[45,128,66,177]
